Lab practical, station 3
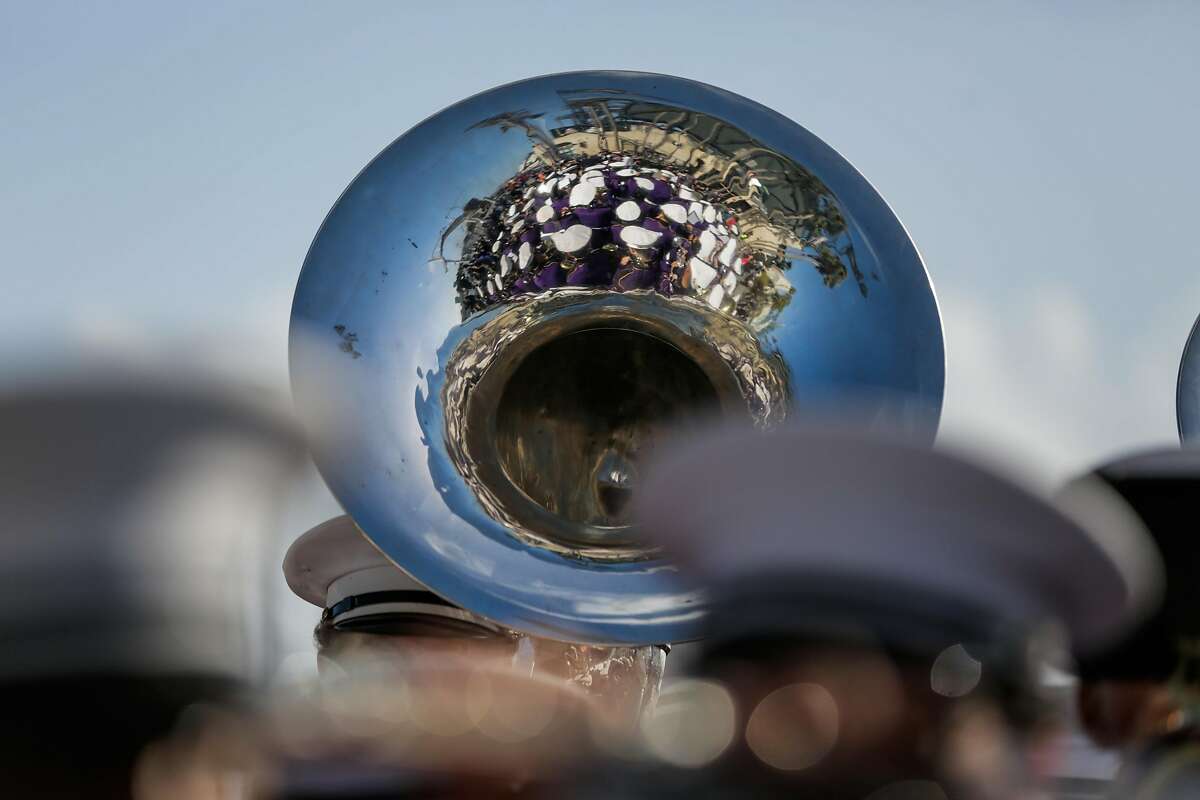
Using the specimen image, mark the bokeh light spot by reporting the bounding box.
[745,682,839,771]
[641,679,736,768]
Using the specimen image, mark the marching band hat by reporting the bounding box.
[284,515,503,636]
[1062,447,1200,681]
[635,427,1160,663]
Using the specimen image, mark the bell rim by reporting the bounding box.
[289,70,945,645]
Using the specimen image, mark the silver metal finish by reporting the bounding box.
[1180,312,1200,443]
[290,71,944,645]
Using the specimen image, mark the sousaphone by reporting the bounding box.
[290,71,945,645]
[1180,311,1200,443]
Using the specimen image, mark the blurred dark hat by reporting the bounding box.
[0,375,306,793]
[1063,447,1200,681]
[635,426,1160,665]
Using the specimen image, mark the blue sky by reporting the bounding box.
[4,1,1199,671]
[4,1,1197,478]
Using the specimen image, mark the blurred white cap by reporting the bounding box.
[635,426,1160,657]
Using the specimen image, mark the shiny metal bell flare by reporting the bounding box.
[290,71,945,645]
[1180,312,1200,443]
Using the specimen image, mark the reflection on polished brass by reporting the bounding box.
[1179,311,1200,443]
[436,91,895,559]
[449,105,860,330]
[290,71,944,643]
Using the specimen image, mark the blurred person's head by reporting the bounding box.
[132,662,603,800]
[1062,448,1200,750]
[633,426,1157,798]
[285,515,667,731]
[0,375,304,797]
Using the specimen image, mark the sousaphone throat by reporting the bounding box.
[290,71,945,645]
